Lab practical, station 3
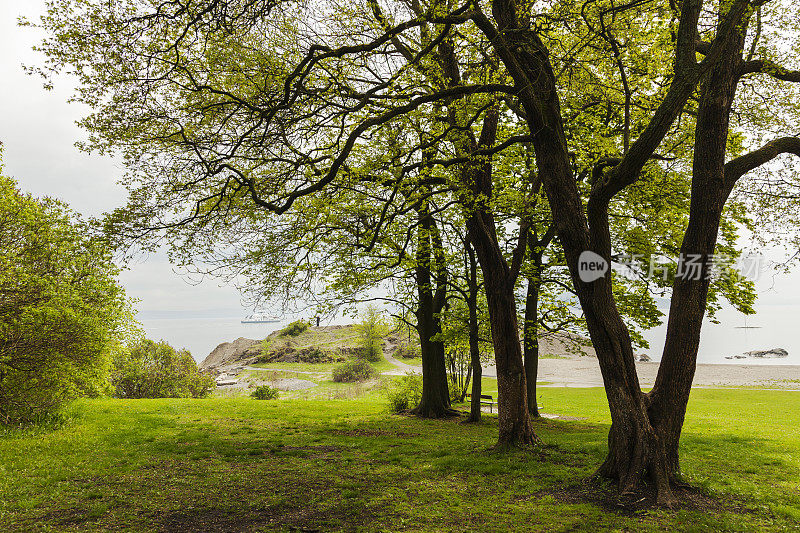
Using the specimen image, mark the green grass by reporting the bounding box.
[252,354,396,375]
[260,325,362,354]
[1,387,799,531]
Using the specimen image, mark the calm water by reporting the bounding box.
[139,304,800,366]
[642,303,800,365]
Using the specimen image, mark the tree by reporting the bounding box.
[32,0,800,503]
[111,338,215,398]
[355,306,388,362]
[0,157,129,425]
[481,0,799,504]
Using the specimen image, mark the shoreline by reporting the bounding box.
[535,359,800,389]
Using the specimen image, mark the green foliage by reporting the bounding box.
[0,167,130,425]
[384,373,423,413]
[250,385,279,400]
[355,307,387,362]
[395,343,420,359]
[279,320,309,337]
[111,339,214,399]
[332,359,377,383]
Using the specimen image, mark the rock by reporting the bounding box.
[200,337,262,369]
[744,348,788,358]
[634,353,651,362]
[726,348,788,360]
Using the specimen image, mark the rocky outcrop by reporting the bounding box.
[634,353,652,362]
[200,337,262,370]
[725,348,788,360]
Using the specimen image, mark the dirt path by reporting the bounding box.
[381,352,422,376]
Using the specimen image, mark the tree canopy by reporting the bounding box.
[0,154,131,425]
[30,0,800,505]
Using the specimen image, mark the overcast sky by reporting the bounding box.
[0,0,248,320]
[2,1,799,357]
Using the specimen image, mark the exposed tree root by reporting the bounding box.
[597,421,677,508]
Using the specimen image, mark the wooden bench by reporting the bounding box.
[465,393,496,413]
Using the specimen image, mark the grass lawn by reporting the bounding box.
[251,355,396,375]
[1,385,798,531]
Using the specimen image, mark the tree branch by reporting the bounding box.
[738,59,800,82]
[724,136,800,187]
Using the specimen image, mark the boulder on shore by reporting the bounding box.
[200,337,262,370]
[725,348,788,360]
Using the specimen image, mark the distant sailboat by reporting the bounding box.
[241,312,279,324]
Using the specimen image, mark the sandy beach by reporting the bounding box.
[535,358,800,389]
[525,333,800,389]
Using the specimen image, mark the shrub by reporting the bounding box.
[332,359,377,383]
[279,319,309,337]
[250,385,279,400]
[396,343,421,359]
[355,306,388,362]
[0,170,132,425]
[385,373,423,413]
[111,339,215,399]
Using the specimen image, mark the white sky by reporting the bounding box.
[0,0,247,320]
[2,1,799,357]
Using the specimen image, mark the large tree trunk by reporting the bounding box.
[475,0,753,505]
[450,104,537,443]
[436,29,537,443]
[523,274,541,418]
[646,13,747,476]
[468,224,538,445]
[479,4,679,502]
[410,204,453,418]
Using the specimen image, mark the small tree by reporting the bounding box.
[250,385,279,400]
[355,307,387,362]
[0,165,129,425]
[111,339,214,398]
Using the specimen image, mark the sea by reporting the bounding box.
[139,303,800,366]
[137,314,347,364]
[641,303,800,365]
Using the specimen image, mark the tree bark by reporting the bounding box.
[457,107,538,445]
[523,273,541,418]
[465,238,483,423]
[410,203,453,418]
[467,221,538,445]
[647,10,748,477]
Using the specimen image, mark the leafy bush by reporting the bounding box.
[332,359,377,383]
[250,385,279,400]
[0,170,132,425]
[279,320,309,337]
[385,373,423,413]
[396,343,421,359]
[355,307,388,362]
[111,339,215,399]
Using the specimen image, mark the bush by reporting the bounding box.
[111,339,215,399]
[250,385,279,400]
[0,170,131,425]
[396,343,421,359]
[385,373,423,413]
[355,307,388,362]
[279,319,309,337]
[332,359,378,383]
